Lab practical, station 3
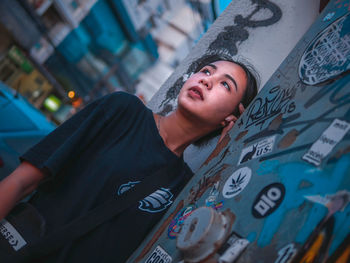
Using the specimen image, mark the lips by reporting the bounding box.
[188,86,203,100]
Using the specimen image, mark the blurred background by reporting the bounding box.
[0,0,233,124]
[0,0,232,177]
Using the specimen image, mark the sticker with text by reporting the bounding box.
[252,183,285,218]
[274,243,297,263]
[302,119,350,166]
[222,167,252,199]
[218,232,249,263]
[238,136,276,164]
[145,245,172,263]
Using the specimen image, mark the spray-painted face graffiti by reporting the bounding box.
[177,60,247,127]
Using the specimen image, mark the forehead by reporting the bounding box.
[209,60,247,89]
[210,60,245,75]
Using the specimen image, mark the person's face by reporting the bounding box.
[178,60,248,128]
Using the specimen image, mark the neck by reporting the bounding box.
[154,110,215,157]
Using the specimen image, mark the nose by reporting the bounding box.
[199,78,212,90]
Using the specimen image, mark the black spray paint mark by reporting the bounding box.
[209,0,282,54]
[245,85,297,129]
[159,0,282,114]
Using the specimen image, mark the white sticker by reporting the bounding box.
[238,136,276,165]
[274,243,296,263]
[145,245,172,263]
[219,238,249,263]
[222,167,252,199]
[302,119,350,166]
[0,219,27,251]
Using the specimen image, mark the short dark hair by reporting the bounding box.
[192,54,259,146]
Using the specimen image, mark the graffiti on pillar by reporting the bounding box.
[208,0,282,54]
[159,0,282,114]
[128,2,350,263]
[244,85,297,129]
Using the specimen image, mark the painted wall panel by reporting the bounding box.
[128,1,350,262]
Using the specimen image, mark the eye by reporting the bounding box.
[201,68,210,76]
[222,81,231,91]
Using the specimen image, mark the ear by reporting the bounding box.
[220,114,237,127]
[218,114,238,144]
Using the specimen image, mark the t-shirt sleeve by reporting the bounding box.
[20,92,135,177]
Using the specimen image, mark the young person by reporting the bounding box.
[0,56,258,262]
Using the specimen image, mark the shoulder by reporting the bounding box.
[101,92,146,115]
[103,91,143,106]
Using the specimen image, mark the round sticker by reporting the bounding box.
[222,167,252,198]
[252,183,285,218]
[298,13,350,85]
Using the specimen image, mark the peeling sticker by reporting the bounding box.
[235,130,248,141]
[252,183,285,218]
[238,136,276,165]
[218,232,249,263]
[304,190,350,213]
[205,181,220,206]
[302,119,350,166]
[297,180,313,190]
[222,167,252,199]
[274,243,297,263]
[278,129,299,149]
[145,245,172,263]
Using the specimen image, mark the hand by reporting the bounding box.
[218,103,245,144]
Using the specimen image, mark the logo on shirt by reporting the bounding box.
[117,181,140,195]
[117,182,173,213]
[138,188,173,213]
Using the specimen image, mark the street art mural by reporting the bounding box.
[129,0,350,262]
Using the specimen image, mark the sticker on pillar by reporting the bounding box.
[238,136,276,165]
[145,245,172,263]
[299,13,350,85]
[274,243,297,263]
[222,167,252,199]
[218,232,249,263]
[168,204,197,239]
[205,181,222,208]
[252,183,285,218]
[302,119,350,166]
[323,12,335,22]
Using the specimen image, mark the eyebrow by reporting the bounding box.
[207,64,238,91]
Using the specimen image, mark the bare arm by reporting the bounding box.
[0,161,46,220]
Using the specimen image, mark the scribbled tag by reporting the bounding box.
[302,119,350,166]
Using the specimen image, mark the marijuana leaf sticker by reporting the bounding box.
[223,167,252,198]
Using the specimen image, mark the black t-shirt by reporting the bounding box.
[21,92,193,262]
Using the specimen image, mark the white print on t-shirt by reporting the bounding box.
[117,182,173,213]
[138,188,173,213]
[117,181,141,195]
